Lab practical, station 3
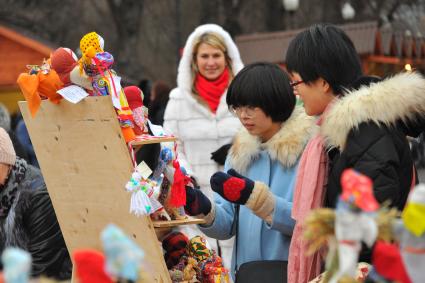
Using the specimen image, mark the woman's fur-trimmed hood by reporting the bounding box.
[321,72,425,149]
[229,107,317,173]
[176,24,244,93]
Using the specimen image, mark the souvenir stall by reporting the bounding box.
[11,32,228,282]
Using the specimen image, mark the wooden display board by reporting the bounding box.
[19,97,171,283]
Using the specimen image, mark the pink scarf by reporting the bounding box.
[288,114,330,283]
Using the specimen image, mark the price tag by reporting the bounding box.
[136,161,152,179]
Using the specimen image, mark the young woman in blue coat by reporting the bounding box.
[183,62,315,278]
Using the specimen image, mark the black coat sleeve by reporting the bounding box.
[22,189,72,279]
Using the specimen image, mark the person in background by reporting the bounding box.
[138,79,152,107]
[163,23,244,268]
[183,62,315,280]
[15,118,39,168]
[149,80,171,126]
[0,128,71,279]
[285,23,425,282]
[0,104,29,163]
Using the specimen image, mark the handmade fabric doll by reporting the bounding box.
[73,249,113,283]
[123,86,149,135]
[17,59,63,117]
[162,231,190,269]
[152,145,188,220]
[125,170,163,217]
[329,169,379,283]
[101,224,145,282]
[373,184,425,283]
[396,184,425,282]
[1,248,31,283]
[50,47,93,90]
[78,32,135,142]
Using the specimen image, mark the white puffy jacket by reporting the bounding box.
[163,24,243,198]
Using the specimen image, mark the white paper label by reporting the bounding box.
[57,85,89,104]
[136,161,152,179]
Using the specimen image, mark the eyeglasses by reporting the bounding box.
[290,80,305,88]
[229,106,258,118]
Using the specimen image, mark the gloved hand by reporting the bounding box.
[184,186,211,217]
[210,169,254,205]
[210,143,232,165]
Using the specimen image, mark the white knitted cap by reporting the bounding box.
[0,128,16,166]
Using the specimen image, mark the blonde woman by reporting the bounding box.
[163,24,243,268]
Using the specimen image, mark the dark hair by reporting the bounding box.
[151,80,171,106]
[285,23,362,95]
[226,62,295,122]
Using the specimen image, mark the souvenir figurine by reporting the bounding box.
[124,86,149,135]
[328,169,379,283]
[17,58,63,117]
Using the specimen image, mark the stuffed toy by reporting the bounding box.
[162,232,190,269]
[371,184,425,283]
[17,59,63,117]
[125,170,163,217]
[50,47,93,90]
[303,169,380,283]
[123,86,149,135]
[168,256,199,282]
[78,31,135,142]
[1,248,31,283]
[101,224,145,282]
[327,169,378,283]
[73,249,113,283]
[151,145,189,220]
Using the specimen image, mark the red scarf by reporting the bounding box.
[195,68,229,113]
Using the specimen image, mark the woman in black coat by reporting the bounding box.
[285,23,425,211]
[0,128,71,280]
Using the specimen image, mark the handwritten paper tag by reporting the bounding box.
[136,161,152,179]
[57,85,89,104]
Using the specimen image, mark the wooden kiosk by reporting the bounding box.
[19,96,203,282]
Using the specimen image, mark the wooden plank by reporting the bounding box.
[153,217,206,228]
[129,136,176,147]
[19,96,171,283]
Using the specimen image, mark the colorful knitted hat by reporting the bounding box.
[0,128,16,166]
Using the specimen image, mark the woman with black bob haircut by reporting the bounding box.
[183,62,315,280]
[285,23,425,283]
[226,62,295,124]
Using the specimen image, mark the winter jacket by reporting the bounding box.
[0,160,71,279]
[163,24,244,198]
[200,107,316,276]
[321,73,425,210]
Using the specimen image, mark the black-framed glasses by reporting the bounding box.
[290,80,304,88]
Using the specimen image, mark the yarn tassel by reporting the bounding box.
[130,189,152,216]
[169,159,186,207]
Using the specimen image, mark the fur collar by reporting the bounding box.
[177,24,244,94]
[321,72,425,149]
[228,107,316,173]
